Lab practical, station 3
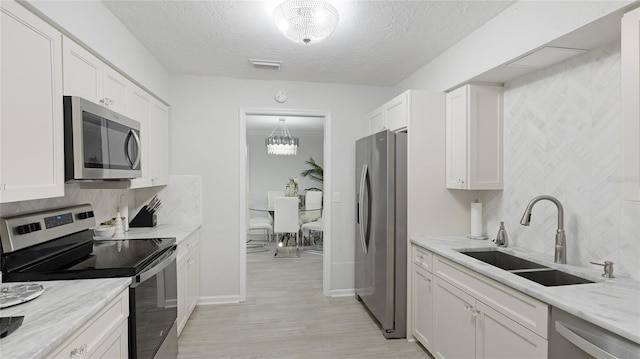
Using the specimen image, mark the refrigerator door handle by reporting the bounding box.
[358,163,368,254]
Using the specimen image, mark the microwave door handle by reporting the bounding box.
[125,130,141,169]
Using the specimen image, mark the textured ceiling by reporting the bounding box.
[102,0,515,87]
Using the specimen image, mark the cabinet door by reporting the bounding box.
[433,276,476,359]
[1,0,64,203]
[445,86,469,189]
[103,67,129,114]
[476,302,547,359]
[176,253,188,335]
[62,35,103,104]
[386,92,408,132]
[149,100,169,186]
[127,87,152,189]
[413,264,434,352]
[186,244,199,315]
[91,320,128,359]
[368,106,386,135]
[468,85,502,189]
[622,7,640,201]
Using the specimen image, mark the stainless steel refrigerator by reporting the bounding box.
[355,130,407,339]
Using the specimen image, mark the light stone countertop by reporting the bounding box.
[0,278,131,359]
[411,236,640,344]
[96,224,201,245]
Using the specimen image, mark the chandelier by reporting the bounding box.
[273,0,339,44]
[265,118,299,155]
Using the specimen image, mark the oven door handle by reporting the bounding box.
[132,249,177,288]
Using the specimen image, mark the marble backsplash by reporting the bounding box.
[480,41,640,280]
[0,175,202,228]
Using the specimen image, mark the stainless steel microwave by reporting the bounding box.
[64,96,141,181]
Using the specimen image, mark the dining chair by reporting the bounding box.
[248,192,272,225]
[246,195,272,252]
[273,197,300,258]
[267,190,285,211]
[301,217,323,255]
[299,190,322,224]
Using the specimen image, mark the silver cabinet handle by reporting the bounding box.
[555,321,617,359]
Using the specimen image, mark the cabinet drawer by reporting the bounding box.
[178,231,199,260]
[434,255,548,338]
[412,245,432,271]
[49,289,129,359]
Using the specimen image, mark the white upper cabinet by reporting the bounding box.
[127,87,152,188]
[1,0,65,203]
[446,84,503,190]
[622,7,640,201]
[368,106,386,135]
[367,90,421,135]
[385,92,409,132]
[62,34,169,189]
[63,36,130,114]
[148,101,169,187]
[126,88,169,189]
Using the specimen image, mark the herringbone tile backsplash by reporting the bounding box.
[481,41,640,280]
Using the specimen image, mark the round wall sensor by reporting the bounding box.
[275,91,287,103]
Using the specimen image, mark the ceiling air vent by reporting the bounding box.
[507,46,589,69]
[250,59,283,70]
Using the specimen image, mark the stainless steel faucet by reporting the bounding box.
[520,195,567,264]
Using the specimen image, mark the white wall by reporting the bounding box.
[248,133,324,210]
[168,75,394,301]
[481,41,640,279]
[24,0,170,101]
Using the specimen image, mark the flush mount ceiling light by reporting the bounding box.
[273,0,339,44]
[266,118,299,155]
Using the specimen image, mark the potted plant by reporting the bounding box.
[300,157,323,191]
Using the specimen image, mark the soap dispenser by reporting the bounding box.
[493,221,509,247]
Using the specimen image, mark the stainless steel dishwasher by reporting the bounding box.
[549,307,640,359]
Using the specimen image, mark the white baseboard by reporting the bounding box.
[196,295,240,305]
[328,288,355,297]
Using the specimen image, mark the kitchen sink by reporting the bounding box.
[460,250,549,270]
[514,269,594,286]
[459,249,595,286]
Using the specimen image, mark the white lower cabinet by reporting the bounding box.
[412,263,434,352]
[433,276,476,359]
[411,245,548,359]
[177,231,200,335]
[48,289,129,359]
[476,301,547,359]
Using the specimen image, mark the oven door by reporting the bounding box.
[130,248,177,359]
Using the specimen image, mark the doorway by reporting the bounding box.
[238,107,332,301]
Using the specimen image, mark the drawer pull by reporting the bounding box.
[70,344,87,358]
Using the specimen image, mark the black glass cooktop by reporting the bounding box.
[3,232,175,282]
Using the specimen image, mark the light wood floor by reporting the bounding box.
[177,244,431,358]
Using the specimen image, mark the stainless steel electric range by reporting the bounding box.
[0,204,178,359]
